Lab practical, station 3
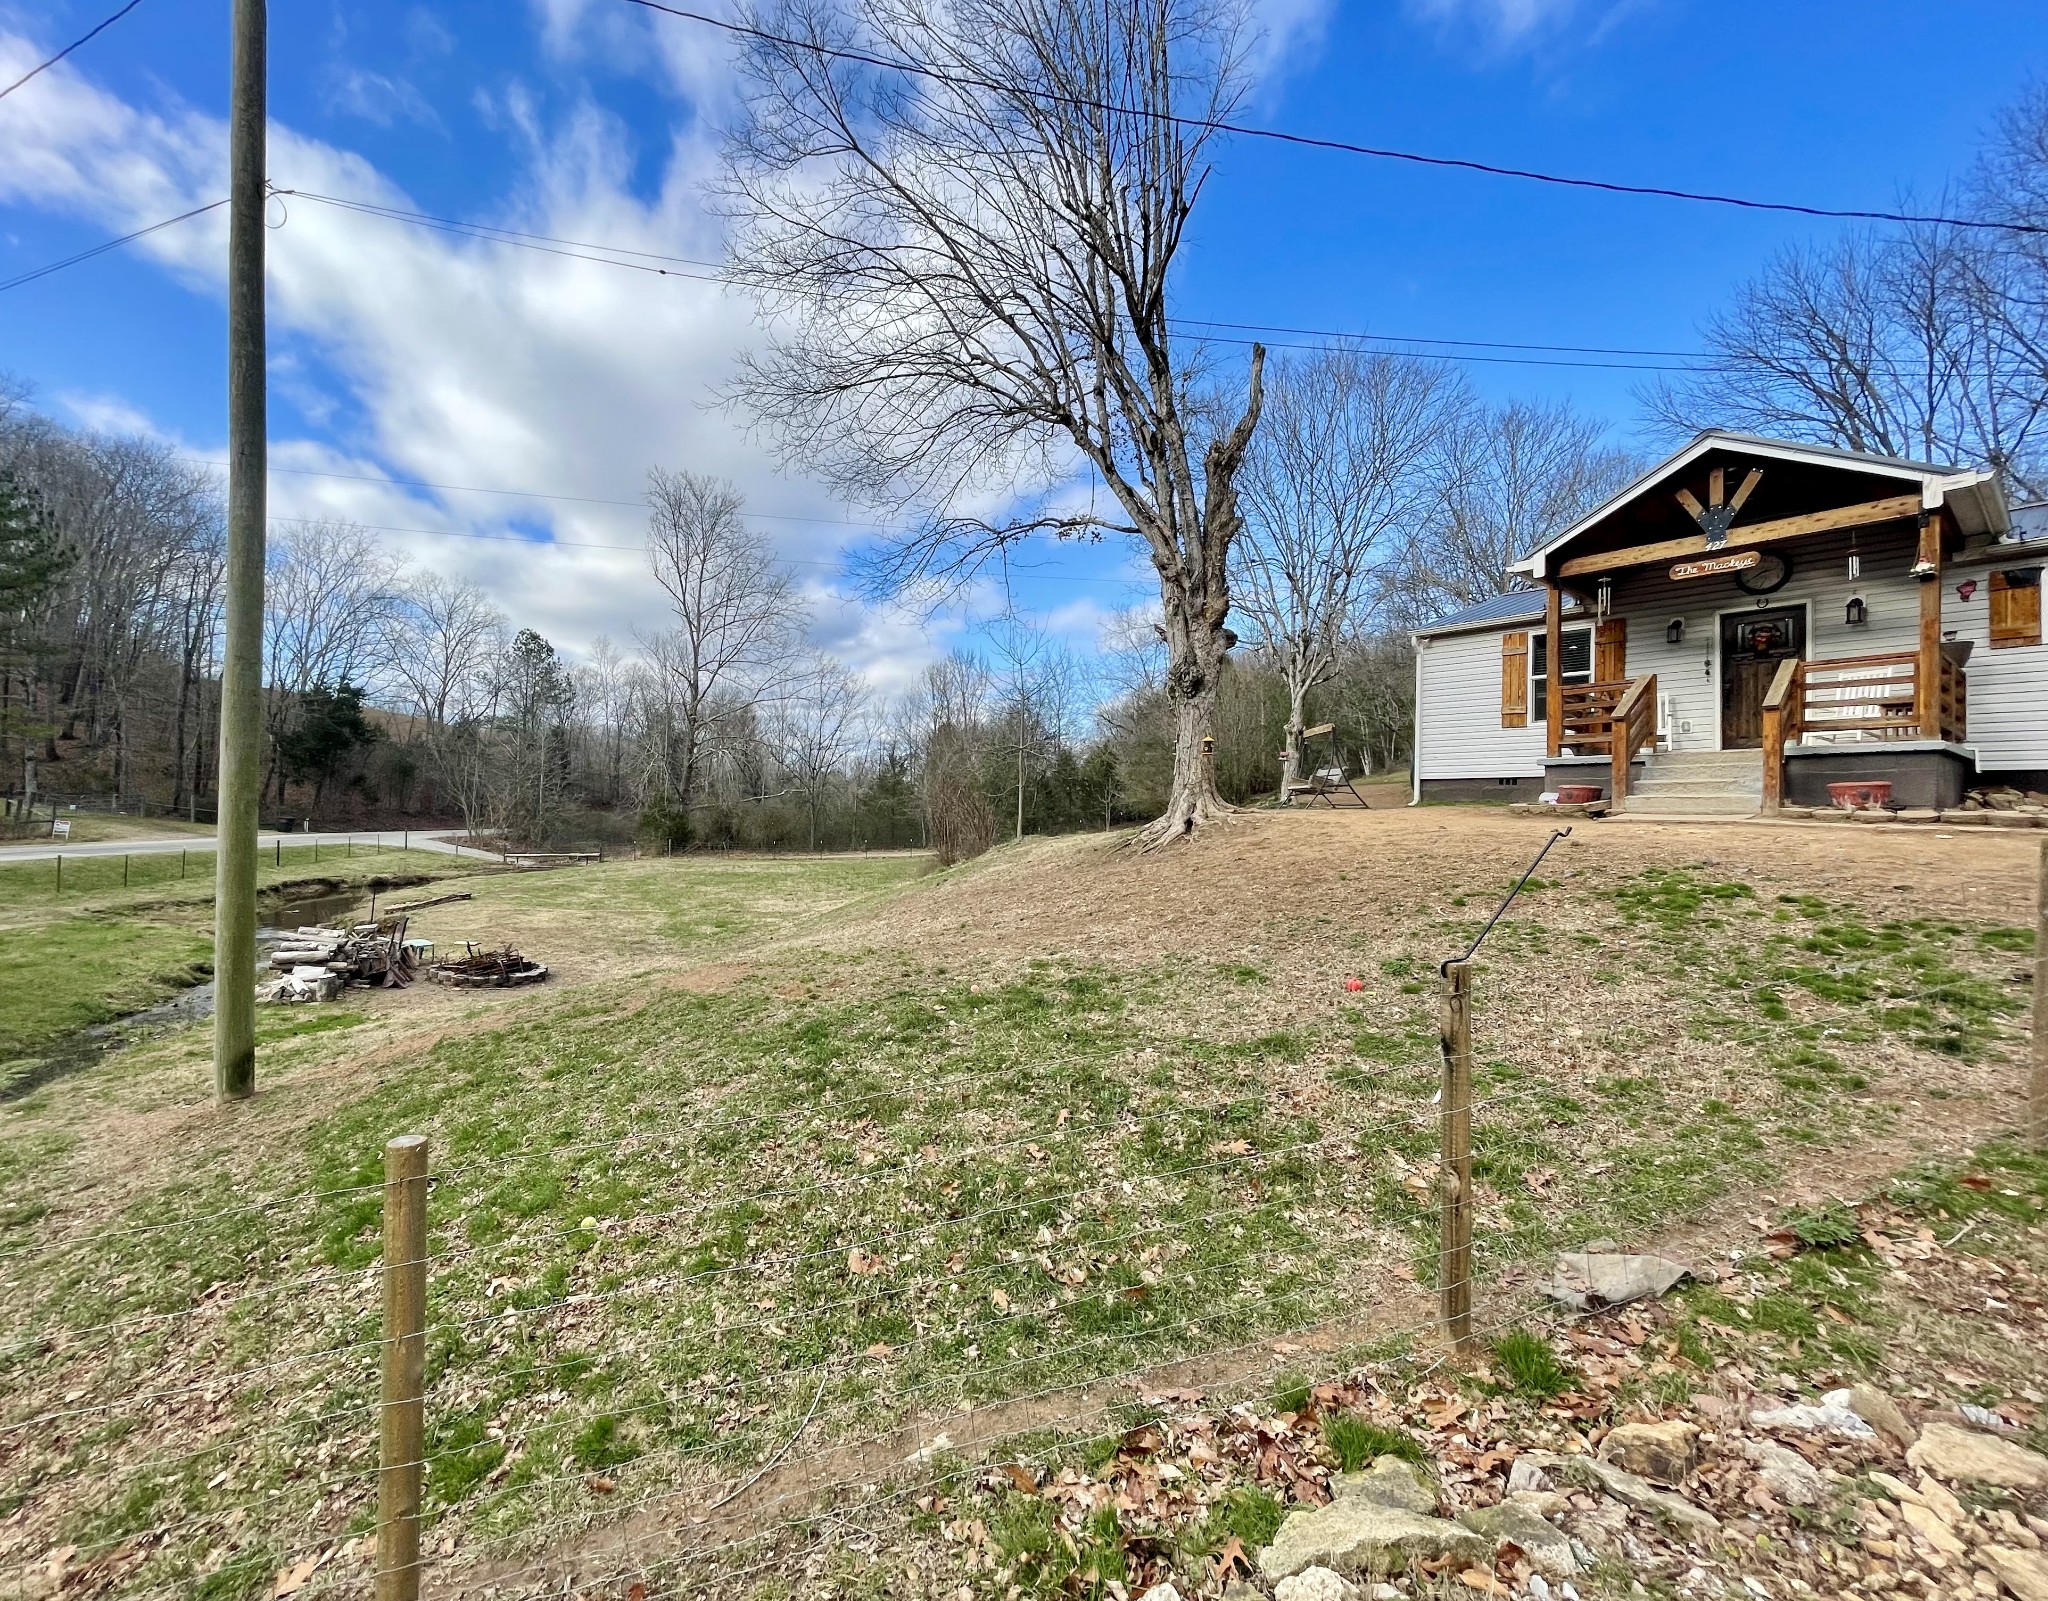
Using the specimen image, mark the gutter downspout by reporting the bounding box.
[1409,636,1423,806]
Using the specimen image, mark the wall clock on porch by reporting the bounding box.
[1734,551,1794,596]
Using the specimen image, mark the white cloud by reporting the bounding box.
[0,28,994,689]
[1404,0,1641,52]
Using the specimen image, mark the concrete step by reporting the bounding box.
[1645,753,1764,771]
[1631,780,1764,799]
[1623,793,1762,816]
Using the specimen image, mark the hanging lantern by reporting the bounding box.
[1845,594,1868,627]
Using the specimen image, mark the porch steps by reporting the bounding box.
[1623,751,1764,817]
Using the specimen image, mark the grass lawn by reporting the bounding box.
[0,918,213,1076]
[0,821,2035,1599]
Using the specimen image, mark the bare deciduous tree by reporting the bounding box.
[643,469,809,819]
[771,653,869,850]
[1395,400,1638,626]
[719,0,1265,846]
[1235,348,1461,792]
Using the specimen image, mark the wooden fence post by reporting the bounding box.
[379,1134,429,1601]
[1439,959,1475,1355]
[53,854,60,896]
[2034,841,2048,1148]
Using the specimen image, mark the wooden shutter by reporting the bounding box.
[1594,617,1627,683]
[1500,631,1530,727]
[1990,569,2043,649]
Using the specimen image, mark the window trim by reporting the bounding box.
[1531,622,1595,722]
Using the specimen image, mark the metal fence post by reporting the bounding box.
[379,1134,429,1601]
[1439,958,1475,1355]
[2033,840,2047,1148]
[123,853,131,887]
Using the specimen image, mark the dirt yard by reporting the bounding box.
[1,808,2040,1601]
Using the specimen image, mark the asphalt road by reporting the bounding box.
[0,830,503,863]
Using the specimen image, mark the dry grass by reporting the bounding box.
[0,811,2038,1600]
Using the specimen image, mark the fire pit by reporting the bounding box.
[425,946,551,988]
[1826,780,1894,811]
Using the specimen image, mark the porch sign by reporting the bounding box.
[1670,550,1761,582]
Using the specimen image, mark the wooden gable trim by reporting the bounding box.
[1554,494,1924,580]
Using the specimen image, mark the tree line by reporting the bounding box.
[5,31,2046,855]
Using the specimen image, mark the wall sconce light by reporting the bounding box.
[1956,579,1978,602]
[1665,617,1685,646]
[1845,595,1868,627]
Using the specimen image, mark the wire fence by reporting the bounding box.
[0,832,1714,1600]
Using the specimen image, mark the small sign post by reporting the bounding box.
[50,818,70,840]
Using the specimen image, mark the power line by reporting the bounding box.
[0,0,148,101]
[625,0,2048,238]
[281,188,1721,372]
[0,198,224,294]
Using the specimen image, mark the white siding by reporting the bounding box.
[1948,560,2048,771]
[1415,627,1546,780]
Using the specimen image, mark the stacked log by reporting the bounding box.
[425,945,549,988]
[260,915,417,1003]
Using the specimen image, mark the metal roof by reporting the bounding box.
[1413,589,1585,639]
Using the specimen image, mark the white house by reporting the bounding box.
[1410,432,2048,814]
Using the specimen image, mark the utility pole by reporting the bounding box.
[214,0,266,1103]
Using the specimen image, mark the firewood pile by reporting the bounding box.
[425,944,550,988]
[259,916,416,1003]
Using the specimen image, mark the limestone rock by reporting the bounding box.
[1139,1586,1185,1601]
[1274,1567,1360,1601]
[1545,1249,1689,1311]
[1983,1547,2048,1601]
[1260,1499,1490,1581]
[1847,1385,1918,1449]
[1332,1455,1436,1516]
[1507,1456,1552,1494]
[1901,1500,1968,1558]
[1750,1397,1874,1438]
[1459,1500,1581,1577]
[1526,1450,1720,1535]
[1909,1423,2048,1492]
[1745,1441,1824,1507]
[1509,1490,1570,1519]
[1599,1421,1697,1485]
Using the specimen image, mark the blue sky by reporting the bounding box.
[1,0,2043,690]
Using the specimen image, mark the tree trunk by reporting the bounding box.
[1137,614,1231,848]
[1281,672,1309,797]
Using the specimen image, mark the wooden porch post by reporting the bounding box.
[1917,506,1946,741]
[1543,580,1563,760]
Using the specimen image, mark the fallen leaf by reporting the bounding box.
[273,1550,329,1597]
[1209,1139,1254,1157]
[1211,1535,1250,1579]
[587,1475,617,1493]
[1001,1463,1038,1495]
[1458,1567,1509,1596]
[847,1249,884,1276]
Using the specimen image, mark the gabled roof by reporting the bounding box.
[1509,431,2010,581]
[1412,589,1585,640]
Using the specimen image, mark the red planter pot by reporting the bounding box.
[1555,785,1603,805]
[1827,780,1894,811]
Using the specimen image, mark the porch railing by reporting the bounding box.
[1558,675,1660,809]
[1762,650,1967,811]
